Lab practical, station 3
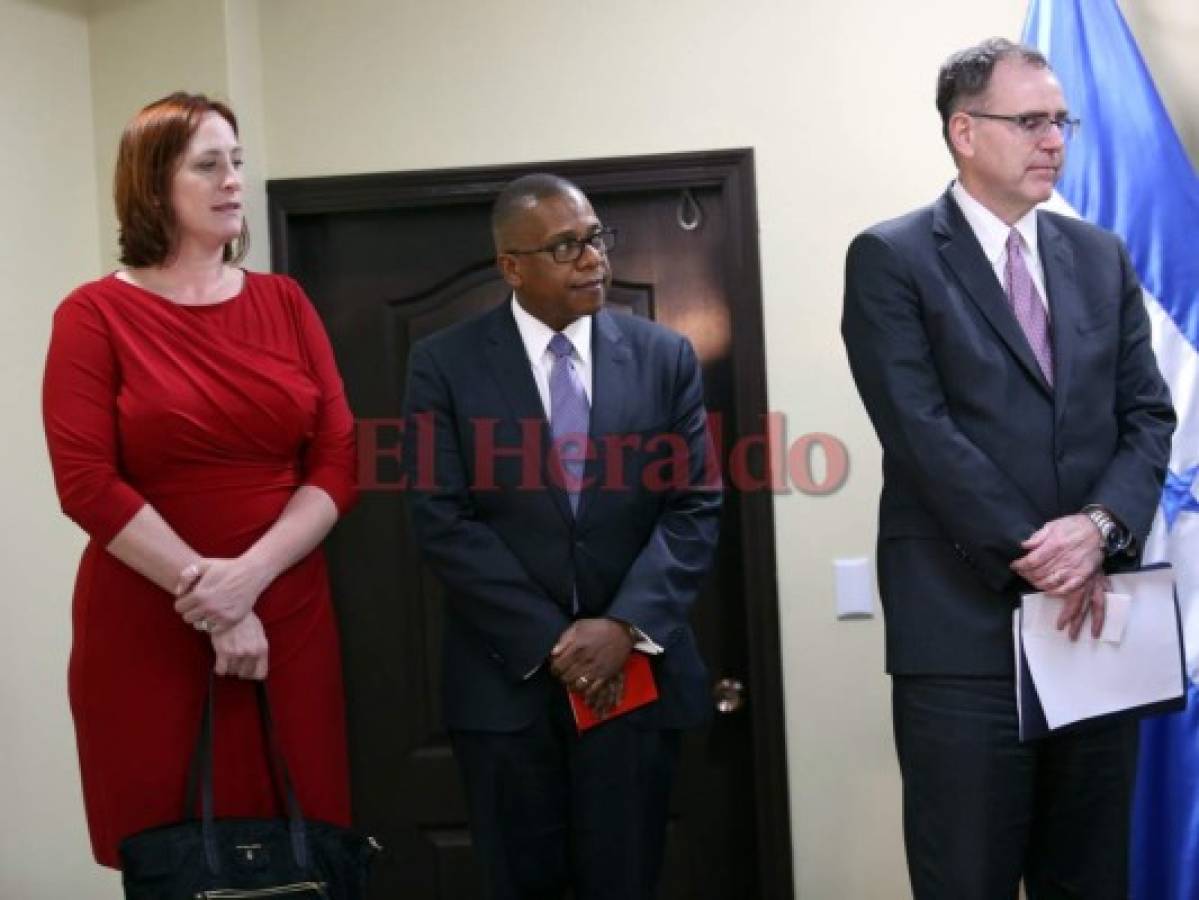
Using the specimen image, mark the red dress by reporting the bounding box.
[42,271,357,868]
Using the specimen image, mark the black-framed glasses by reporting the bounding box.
[505,227,618,264]
[965,111,1080,141]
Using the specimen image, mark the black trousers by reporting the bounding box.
[451,690,680,900]
[892,676,1139,900]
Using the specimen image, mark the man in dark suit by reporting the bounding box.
[403,173,720,899]
[841,38,1175,899]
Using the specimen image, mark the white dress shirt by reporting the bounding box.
[511,294,593,413]
[951,180,1050,314]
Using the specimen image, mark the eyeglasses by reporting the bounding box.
[965,111,1081,141]
[505,227,617,264]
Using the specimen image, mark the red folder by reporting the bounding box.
[568,651,659,732]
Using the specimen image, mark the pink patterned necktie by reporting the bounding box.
[1004,228,1054,387]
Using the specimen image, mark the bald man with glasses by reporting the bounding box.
[841,38,1174,899]
[403,173,720,900]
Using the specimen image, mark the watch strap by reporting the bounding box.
[1083,504,1132,556]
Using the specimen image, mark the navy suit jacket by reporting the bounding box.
[842,189,1175,676]
[403,302,721,731]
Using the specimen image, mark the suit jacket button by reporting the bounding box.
[1057,449,1066,462]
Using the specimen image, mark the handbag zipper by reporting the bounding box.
[195,883,328,899]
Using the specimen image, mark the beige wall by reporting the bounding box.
[1122,0,1199,163]
[0,0,116,895]
[86,0,270,272]
[2,0,1195,896]
[222,0,270,273]
[88,0,229,272]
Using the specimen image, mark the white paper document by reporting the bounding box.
[1021,592,1132,644]
[1015,565,1185,736]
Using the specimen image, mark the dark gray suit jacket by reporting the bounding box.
[842,189,1175,675]
[403,302,720,730]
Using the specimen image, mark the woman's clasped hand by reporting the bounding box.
[174,559,272,677]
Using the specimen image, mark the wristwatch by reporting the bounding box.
[1083,504,1132,556]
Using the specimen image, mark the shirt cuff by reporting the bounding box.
[628,625,663,655]
[525,621,663,682]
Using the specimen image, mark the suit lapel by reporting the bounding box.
[576,309,631,521]
[1038,213,1081,430]
[482,303,575,525]
[483,301,548,426]
[935,191,1053,397]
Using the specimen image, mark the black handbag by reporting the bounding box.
[119,676,378,899]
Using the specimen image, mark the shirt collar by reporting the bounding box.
[510,294,592,366]
[951,180,1040,265]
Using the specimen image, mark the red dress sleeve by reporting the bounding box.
[291,281,358,516]
[42,293,147,544]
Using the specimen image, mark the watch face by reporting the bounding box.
[1105,524,1131,554]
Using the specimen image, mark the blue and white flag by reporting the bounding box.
[1023,1,1199,897]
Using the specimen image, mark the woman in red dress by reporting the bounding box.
[42,92,357,869]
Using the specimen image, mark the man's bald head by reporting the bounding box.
[491,173,586,253]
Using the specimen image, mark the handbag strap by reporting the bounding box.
[253,680,308,867]
[184,673,310,874]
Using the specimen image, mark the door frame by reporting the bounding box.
[267,148,793,898]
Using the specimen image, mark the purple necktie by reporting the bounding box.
[1004,228,1054,386]
[548,333,590,514]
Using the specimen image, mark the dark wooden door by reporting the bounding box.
[268,150,791,899]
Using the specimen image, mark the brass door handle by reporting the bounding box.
[712,677,746,714]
